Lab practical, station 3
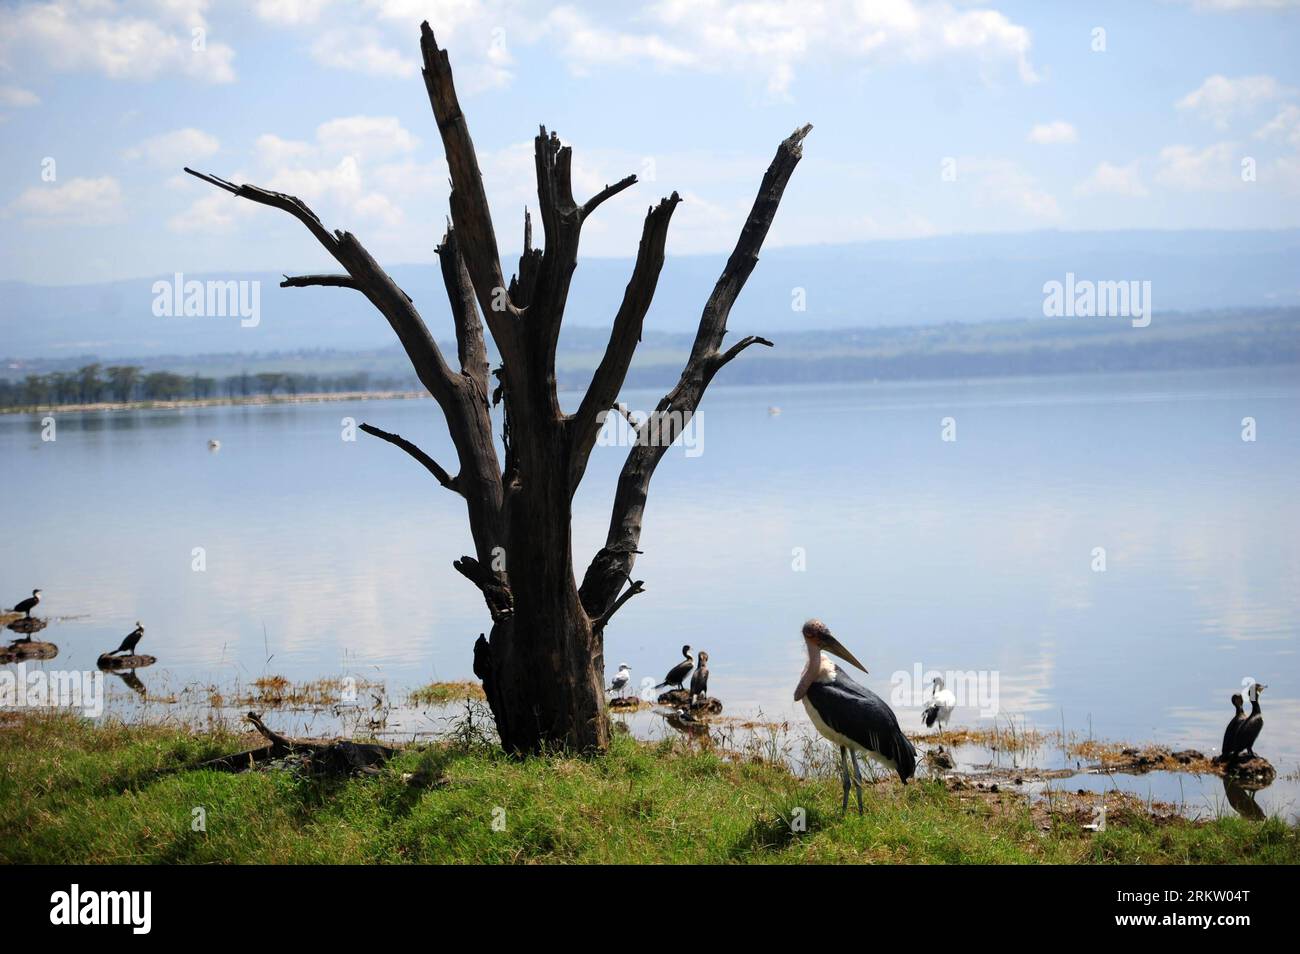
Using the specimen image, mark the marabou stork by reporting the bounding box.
[689,651,710,703]
[921,676,956,734]
[111,622,145,656]
[1236,682,1267,758]
[1215,693,1247,763]
[609,664,631,698]
[12,589,41,618]
[794,619,916,815]
[656,646,693,690]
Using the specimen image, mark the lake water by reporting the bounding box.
[3,366,1298,820]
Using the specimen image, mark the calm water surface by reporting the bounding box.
[3,367,1298,819]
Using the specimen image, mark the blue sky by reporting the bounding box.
[2,0,1299,285]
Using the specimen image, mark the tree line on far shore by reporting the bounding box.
[0,363,418,408]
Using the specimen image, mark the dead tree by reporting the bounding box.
[185,21,810,755]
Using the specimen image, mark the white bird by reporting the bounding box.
[921,676,956,735]
[208,439,221,451]
[794,619,916,815]
[609,664,631,698]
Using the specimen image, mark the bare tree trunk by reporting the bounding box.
[184,20,808,756]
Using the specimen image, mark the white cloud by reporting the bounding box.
[1154,142,1244,191]
[365,0,494,39]
[0,85,40,107]
[250,117,418,168]
[0,1,237,84]
[315,116,419,161]
[173,116,419,236]
[546,6,697,72]
[1266,154,1300,194]
[254,133,315,167]
[959,158,1059,218]
[296,1,1035,97]
[1075,160,1148,197]
[254,0,333,25]
[548,0,1040,95]
[352,191,405,227]
[1027,120,1078,145]
[168,189,244,233]
[1256,104,1300,148]
[4,176,125,225]
[1175,0,1300,9]
[124,127,219,167]
[1176,74,1293,128]
[311,27,418,78]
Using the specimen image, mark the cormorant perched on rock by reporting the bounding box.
[609,664,631,698]
[1215,693,1247,763]
[689,651,709,703]
[1236,683,1267,758]
[111,622,144,656]
[655,645,693,690]
[12,589,41,617]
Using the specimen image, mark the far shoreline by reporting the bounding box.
[0,389,433,416]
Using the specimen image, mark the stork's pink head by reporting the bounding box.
[801,619,867,673]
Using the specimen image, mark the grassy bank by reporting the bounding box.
[1,712,1295,864]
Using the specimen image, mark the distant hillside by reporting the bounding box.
[6,308,1298,397]
[3,229,1299,359]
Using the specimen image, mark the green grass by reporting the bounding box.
[1,712,1295,864]
[407,680,487,706]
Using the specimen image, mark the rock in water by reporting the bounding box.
[0,640,58,663]
[1220,754,1275,787]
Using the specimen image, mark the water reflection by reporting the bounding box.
[103,668,149,698]
[1223,777,1267,821]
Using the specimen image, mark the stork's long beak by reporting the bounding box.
[822,635,868,673]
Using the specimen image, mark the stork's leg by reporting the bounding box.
[849,751,865,816]
[838,746,851,814]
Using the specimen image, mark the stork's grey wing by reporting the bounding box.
[807,671,916,782]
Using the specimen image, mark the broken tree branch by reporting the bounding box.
[183,167,457,408]
[581,174,638,219]
[436,228,490,398]
[579,124,811,619]
[453,555,514,622]
[280,274,361,291]
[592,577,644,634]
[569,192,682,488]
[716,334,775,369]
[420,22,520,357]
[359,423,459,492]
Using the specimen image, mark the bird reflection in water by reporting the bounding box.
[106,668,149,699]
[1222,776,1267,821]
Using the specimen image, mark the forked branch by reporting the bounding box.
[579,124,812,619]
[183,167,457,407]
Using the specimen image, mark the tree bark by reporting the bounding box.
[184,21,808,756]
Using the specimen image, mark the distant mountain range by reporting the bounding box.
[4,229,1300,359]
